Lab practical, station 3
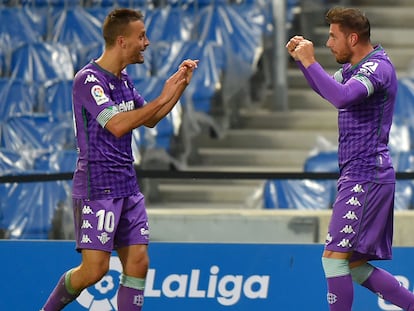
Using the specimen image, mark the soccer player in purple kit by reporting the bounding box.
[40,8,198,311]
[287,7,414,311]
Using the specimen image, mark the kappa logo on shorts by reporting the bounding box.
[337,238,352,248]
[81,220,93,229]
[81,234,92,244]
[343,210,358,220]
[351,184,365,193]
[82,205,94,215]
[340,225,356,234]
[346,196,361,206]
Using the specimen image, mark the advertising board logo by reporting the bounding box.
[74,258,270,309]
[145,265,270,306]
[76,256,121,310]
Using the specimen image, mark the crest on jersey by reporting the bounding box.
[91,85,109,106]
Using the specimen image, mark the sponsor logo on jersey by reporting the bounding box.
[116,100,135,112]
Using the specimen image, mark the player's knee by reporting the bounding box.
[350,263,374,284]
[140,252,149,270]
[91,265,110,284]
[122,248,149,273]
[321,257,350,278]
[80,262,110,286]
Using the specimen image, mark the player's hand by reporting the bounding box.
[178,59,199,84]
[294,39,316,68]
[286,36,304,60]
[160,60,198,103]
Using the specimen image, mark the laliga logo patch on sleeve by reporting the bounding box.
[91,85,109,106]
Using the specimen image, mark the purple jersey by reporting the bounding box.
[300,45,397,184]
[334,46,397,183]
[72,61,145,200]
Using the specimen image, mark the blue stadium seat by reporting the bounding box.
[49,7,103,70]
[10,42,74,83]
[194,4,263,71]
[267,151,338,210]
[1,114,75,153]
[48,149,77,172]
[0,7,43,57]
[395,180,413,210]
[0,148,31,175]
[21,6,49,39]
[0,78,37,120]
[88,0,151,7]
[21,0,83,7]
[145,6,193,42]
[232,0,274,37]
[392,150,414,210]
[303,151,339,172]
[85,6,113,22]
[0,48,6,77]
[40,79,73,118]
[166,0,215,6]
[0,181,69,239]
[392,150,414,172]
[263,179,335,209]
[394,77,414,146]
[151,40,223,113]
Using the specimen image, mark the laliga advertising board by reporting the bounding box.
[1,241,414,310]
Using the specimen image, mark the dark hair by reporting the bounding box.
[102,8,144,47]
[325,7,370,42]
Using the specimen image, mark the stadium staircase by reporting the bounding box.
[148,0,414,209]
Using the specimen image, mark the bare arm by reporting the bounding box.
[105,59,198,138]
[147,59,198,126]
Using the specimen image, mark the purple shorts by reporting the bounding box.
[325,181,394,261]
[73,192,149,252]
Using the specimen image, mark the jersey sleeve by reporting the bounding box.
[304,62,370,109]
[73,69,119,128]
[351,59,392,98]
